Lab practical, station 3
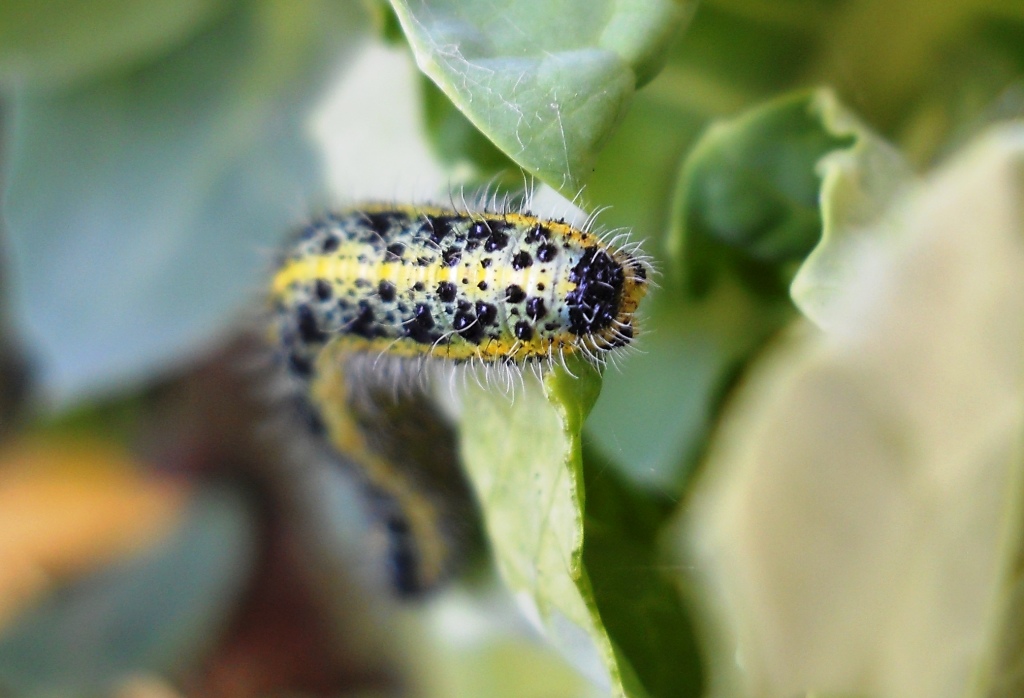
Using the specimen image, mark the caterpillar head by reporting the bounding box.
[566,246,649,352]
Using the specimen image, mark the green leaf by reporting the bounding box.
[411,589,605,698]
[790,90,916,329]
[390,0,693,193]
[581,444,703,698]
[2,0,366,402]
[0,486,256,696]
[0,0,229,90]
[459,359,640,695]
[458,357,709,697]
[668,89,860,297]
[420,74,520,182]
[585,284,791,492]
[680,124,1024,698]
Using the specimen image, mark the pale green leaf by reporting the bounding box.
[681,124,1024,698]
[790,90,917,329]
[458,360,642,696]
[410,589,605,698]
[390,0,693,193]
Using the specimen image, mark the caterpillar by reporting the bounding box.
[268,202,650,595]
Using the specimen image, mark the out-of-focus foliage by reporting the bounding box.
[684,127,1024,698]
[0,0,1023,697]
[672,90,867,297]
[3,0,366,403]
[0,441,254,695]
[0,0,230,89]
[0,439,185,629]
